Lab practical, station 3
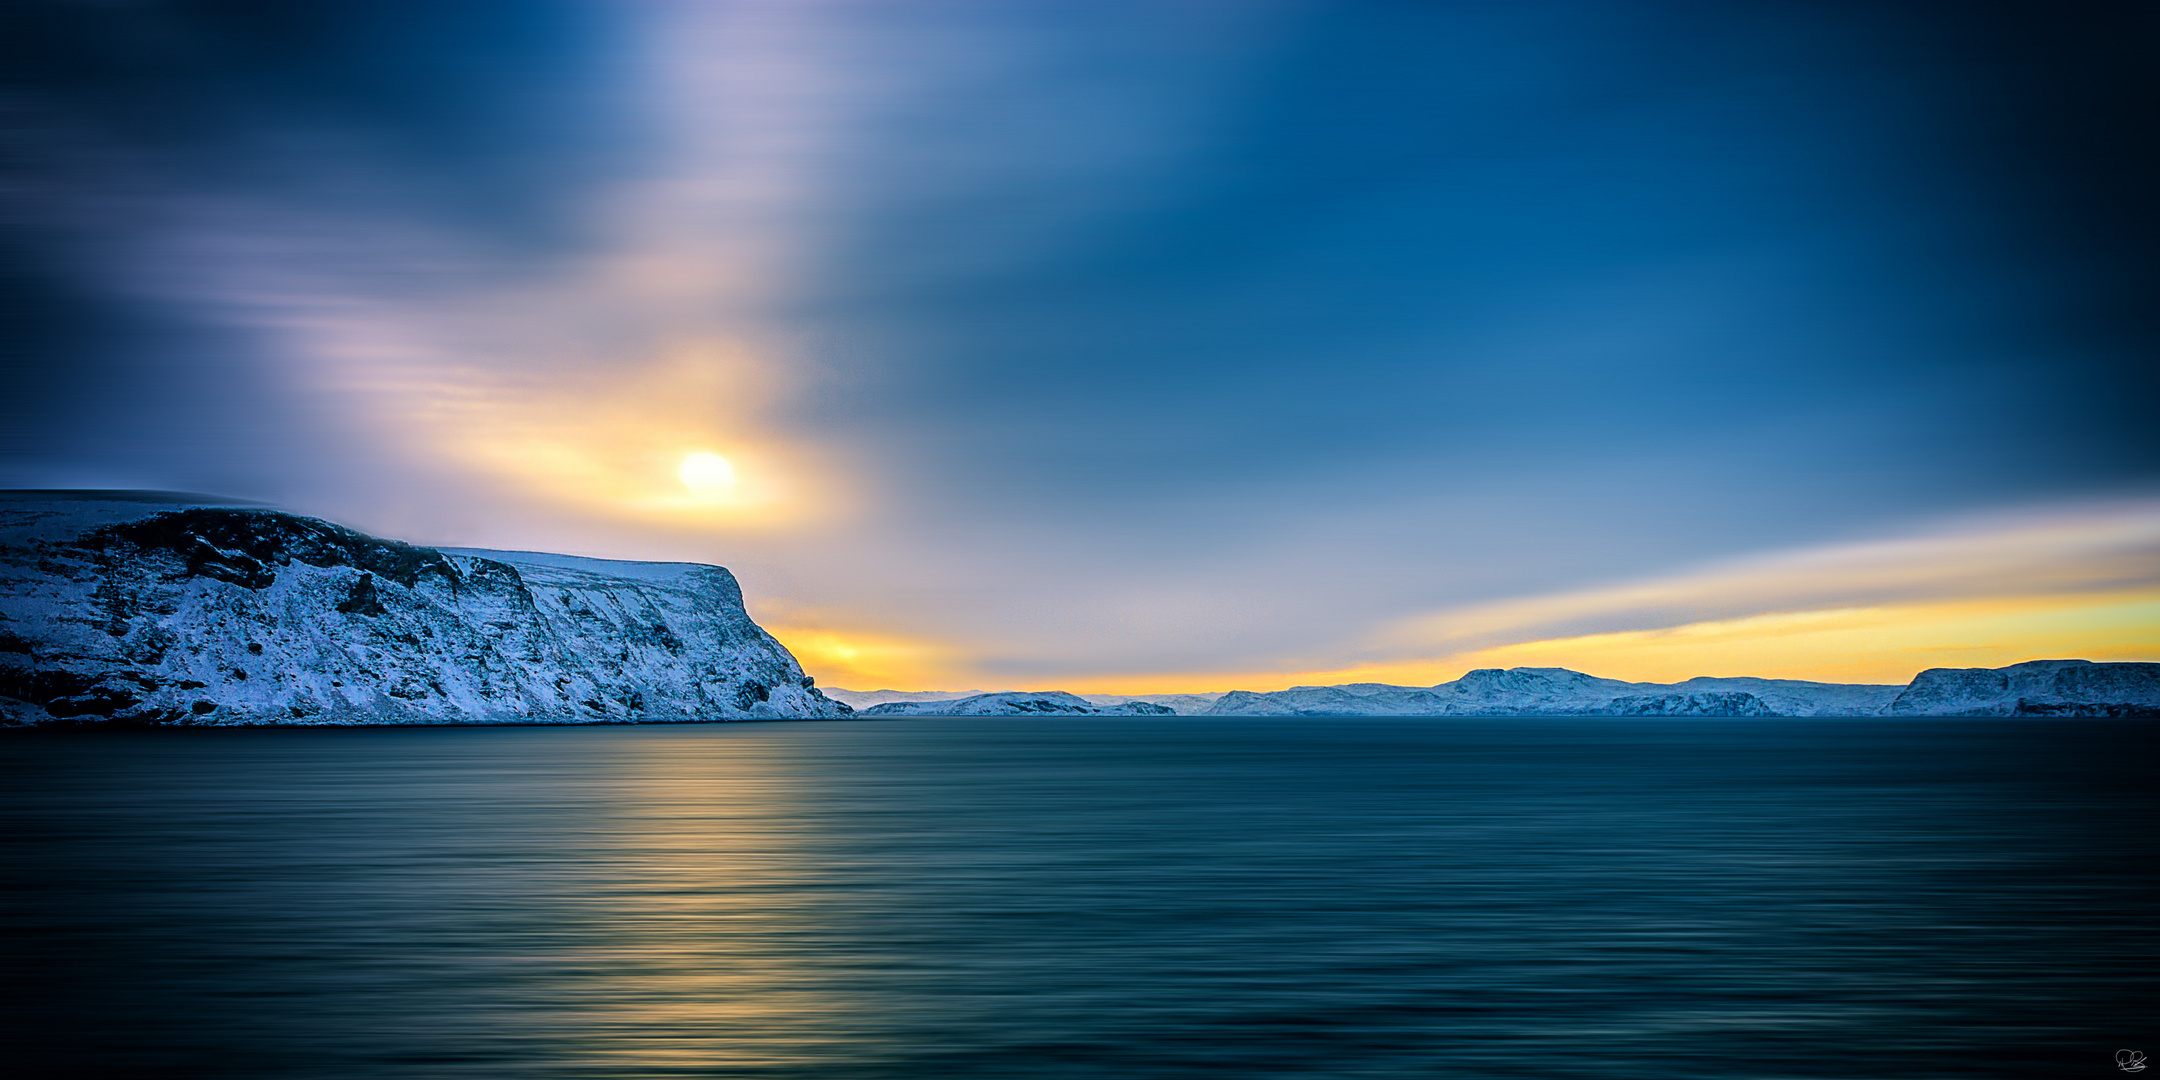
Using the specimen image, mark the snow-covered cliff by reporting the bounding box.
[0,492,849,725]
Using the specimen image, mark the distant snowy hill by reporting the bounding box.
[863,691,1173,716]
[1083,692,1225,714]
[1198,663,2155,717]
[1205,667,1908,717]
[1885,659,2160,716]
[0,492,849,725]
[822,687,995,709]
[846,663,2156,718]
[828,689,1221,713]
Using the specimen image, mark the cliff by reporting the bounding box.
[0,492,850,725]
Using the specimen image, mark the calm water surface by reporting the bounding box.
[3,717,2155,1078]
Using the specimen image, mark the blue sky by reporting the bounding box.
[4,1,2156,688]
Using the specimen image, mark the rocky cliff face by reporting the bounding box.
[0,493,850,725]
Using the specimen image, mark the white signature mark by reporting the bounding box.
[2120,1050,2148,1073]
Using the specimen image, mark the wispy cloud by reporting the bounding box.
[770,499,2160,693]
[8,3,2156,690]
[1377,498,2160,657]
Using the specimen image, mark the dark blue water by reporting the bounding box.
[3,717,2154,1078]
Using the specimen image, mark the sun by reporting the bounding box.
[677,451,737,494]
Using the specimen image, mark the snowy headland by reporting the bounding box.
[4,492,2155,725]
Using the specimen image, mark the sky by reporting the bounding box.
[4,0,2157,691]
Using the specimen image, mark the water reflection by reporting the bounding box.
[540,731,876,1074]
[3,718,2156,1077]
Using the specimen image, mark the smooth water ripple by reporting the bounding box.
[3,717,2155,1077]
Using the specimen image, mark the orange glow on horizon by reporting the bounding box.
[776,588,2160,695]
[1431,588,2160,686]
[763,625,970,692]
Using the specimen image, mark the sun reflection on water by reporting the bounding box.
[522,733,881,1073]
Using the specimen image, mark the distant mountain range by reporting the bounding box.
[855,691,1174,716]
[823,687,1225,714]
[5,492,2154,726]
[838,661,2160,718]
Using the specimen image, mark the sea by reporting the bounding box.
[3,716,2155,1079]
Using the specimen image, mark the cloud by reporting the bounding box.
[1376,498,2160,658]
[1433,590,2160,686]
[6,2,2157,690]
[979,501,2160,692]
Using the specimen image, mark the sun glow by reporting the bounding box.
[764,625,965,690]
[379,343,841,529]
[678,451,737,494]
